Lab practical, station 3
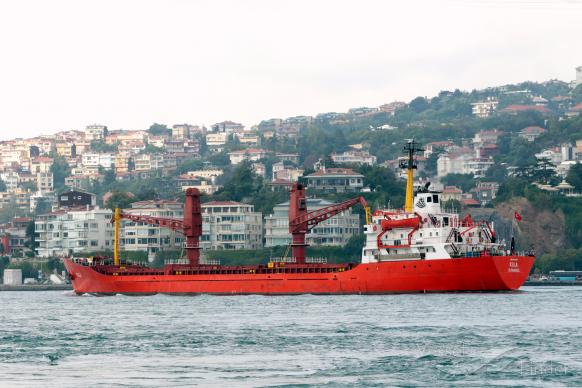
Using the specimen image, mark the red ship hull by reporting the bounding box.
[64,255,534,295]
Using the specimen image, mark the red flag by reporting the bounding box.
[514,211,522,221]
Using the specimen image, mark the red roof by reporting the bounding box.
[502,105,551,114]
[571,103,582,112]
[443,186,462,194]
[520,126,545,134]
[461,198,480,206]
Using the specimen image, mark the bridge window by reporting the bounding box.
[433,195,439,203]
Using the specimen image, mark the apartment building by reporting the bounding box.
[228,148,270,165]
[264,199,360,247]
[84,124,108,141]
[36,172,54,192]
[330,150,377,166]
[120,200,184,256]
[201,201,263,250]
[81,153,114,173]
[35,208,114,257]
[471,98,499,118]
[305,168,365,193]
[206,132,228,153]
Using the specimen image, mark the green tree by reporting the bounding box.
[441,173,477,192]
[50,156,71,189]
[105,190,134,210]
[0,179,6,192]
[147,123,171,136]
[566,163,582,192]
[409,96,430,113]
[213,161,261,202]
[572,84,582,104]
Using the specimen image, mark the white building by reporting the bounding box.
[305,168,365,193]
[35,208,114,257]
[576,65,582,87]
[81,153,114,172]
[228,148,270,165]
[330,150,377,166]
[471,98,499,118]
[85,124,107,141]
[264,199,360,247]
[206,132,228,153]
[201,201,263,250]
[120,200,184,257]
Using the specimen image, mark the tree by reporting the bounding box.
[147,123,171,136]
[572,84,582,104]
[409,97,430,113]
[566,163,582,192]
[50,156,71,189]
[213,162,261,202]
[0,179,6,192]
[441,173,477,192]
[90,140,118,153]
[105,190,134,210]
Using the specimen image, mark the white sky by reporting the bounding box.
[0,0,581,140]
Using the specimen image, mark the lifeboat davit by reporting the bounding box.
[381,216,421,231]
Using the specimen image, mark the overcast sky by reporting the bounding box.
[0,0,581,140]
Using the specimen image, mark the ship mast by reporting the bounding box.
[401,140,424,212]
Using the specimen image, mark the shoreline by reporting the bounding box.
[0,284,73,291]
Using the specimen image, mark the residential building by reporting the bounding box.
[212,121,244,134]
[305,168,365,193]
[55,142,76,158]
[35,207,114,257]
[0,217,32,256]
[36,172,54,192]
[251,162,266,178]
[258,118,283,132]
[58,189,97,208]
[185,169,223,181]
[331,150,377,166]
[115,154,132,174]
[84,124,108,141]
[501,105,551,115]
[379,101,407,116]
[235,132,261,146]
[519,126,546,142]
[437,148,474,177]
[120,200,184,256]
[201,201,263,250]
[275,153,300,164]
[470,182,500,205]
[471,98,499,118]
[206,132,228,153]
[175,174,222,194]
[441,186,463,202]
[228,148,270,165]
[423,141,455,158]
[264,199,360,247]
[81,153,114,172]
[0,190,30,212]
[29,157,53,174]
[0,172,19,192]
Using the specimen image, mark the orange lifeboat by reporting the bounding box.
[381,216,421,231]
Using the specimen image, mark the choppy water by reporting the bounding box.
[0,288,581,387]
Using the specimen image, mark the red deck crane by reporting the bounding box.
[113,188,202,266]
[288,183,370,264]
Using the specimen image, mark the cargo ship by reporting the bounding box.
[64,140,535,295]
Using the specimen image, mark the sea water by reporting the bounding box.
[0,287,580,387]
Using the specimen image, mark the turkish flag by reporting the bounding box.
[514,211,522,221]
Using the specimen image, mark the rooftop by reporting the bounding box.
[307,168,364,177]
